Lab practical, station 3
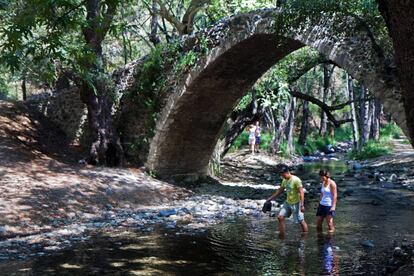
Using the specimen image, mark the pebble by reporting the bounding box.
[361,240,374,248]
[389,174,398,183]
[159,209,177,217]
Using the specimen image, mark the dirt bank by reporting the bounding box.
[0,101,190,238]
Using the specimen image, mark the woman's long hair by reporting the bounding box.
[319,169,330,178]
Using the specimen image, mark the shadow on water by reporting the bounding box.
[2,160,414,275]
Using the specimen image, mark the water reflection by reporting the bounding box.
[317,233,339,275]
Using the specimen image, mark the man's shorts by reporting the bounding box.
[316,204,336,217]
[279,202,304,223]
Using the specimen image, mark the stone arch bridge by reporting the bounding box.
[115,8,407,178]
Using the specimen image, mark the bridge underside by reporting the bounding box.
[147,34,302,177]
[120,9,409,178]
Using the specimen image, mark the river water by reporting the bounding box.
[3,161,414,275]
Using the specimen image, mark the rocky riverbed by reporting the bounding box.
[2,101,414,273]
[0,149,286,261]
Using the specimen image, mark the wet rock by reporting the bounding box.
[302,156,318,162]
[361,240,374,248]
[370,199,382,206]
[0,226,7,235]
[165,222,176,229]
[389,174,399,183]
[322,144,335,154]
[375,174,387,182]
[178,207,191,215]
[381,182,396,189]
[400,240,411,249]
[343,188,354,196]
[393,247,404,257]
[159,209,177,217]
[353,162,363,170]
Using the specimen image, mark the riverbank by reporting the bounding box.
[2,100,414,274]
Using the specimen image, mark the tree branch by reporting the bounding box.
[330,96,375,111]
[289,89,353,127]
[154,0,185,34]
[181,0,211,34]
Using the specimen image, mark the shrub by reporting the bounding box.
[334,125,353,142]
[380,123,403,139]
[229,131,249,152]
[348,139,392,160]
[259,132,272,151]
[279,140,289,157]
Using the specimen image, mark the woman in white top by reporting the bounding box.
[247,124,256,154]
[316,169,337,233]
[254,121,261,153]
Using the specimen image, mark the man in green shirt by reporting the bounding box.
[266,165,308,234]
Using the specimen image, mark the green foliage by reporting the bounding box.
[174,50,198,73]
[380,123,403,139]
[259,133,272,151]
[276,0,383,32]
[0,74,9,99]
[207,0,275,23]
[294,135,336,156]
[278,140,290,158]
[228,131,273,152]
[234,93,253,111]
[348,139,392,160]
[229,132,250,152]
[334,125,353,142]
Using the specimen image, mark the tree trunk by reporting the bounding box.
[285,97,296,155]
[81,0,124,166]
[149,0,161,46]
[371,100,381,140]
[298,75,310,146]
[347,75,359,149]
[378,0,414,146]
[263,106,276,135]
[21,76,27,101]
[359,85,371,147]
[271,101,291,153]
[298,99,309,146]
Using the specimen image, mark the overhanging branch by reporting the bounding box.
[289,89,355,127]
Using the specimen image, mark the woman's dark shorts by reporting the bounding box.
[316,204,336,217]
[256,136,261,144]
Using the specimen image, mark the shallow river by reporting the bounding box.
[3,161,414,275]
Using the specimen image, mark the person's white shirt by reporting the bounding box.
[249,126,256,139]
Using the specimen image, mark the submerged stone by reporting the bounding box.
[159,209,178,217]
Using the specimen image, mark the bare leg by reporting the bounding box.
[326,215,335,232]
[278,215,286,233]
[250,142,255,153]
[300,220,308,232]
[316,216,324,232]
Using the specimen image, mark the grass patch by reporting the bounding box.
[348,139,393,160]
[295,135,336,156]
[229,132,273,152]
[334,125,353,142]
[380,123,403,139]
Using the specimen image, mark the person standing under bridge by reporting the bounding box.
[247,124,256,154]
[254,121,261,153]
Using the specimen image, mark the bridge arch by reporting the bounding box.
[119,9,406,178]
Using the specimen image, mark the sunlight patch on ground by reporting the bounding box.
[219,181,279,190]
